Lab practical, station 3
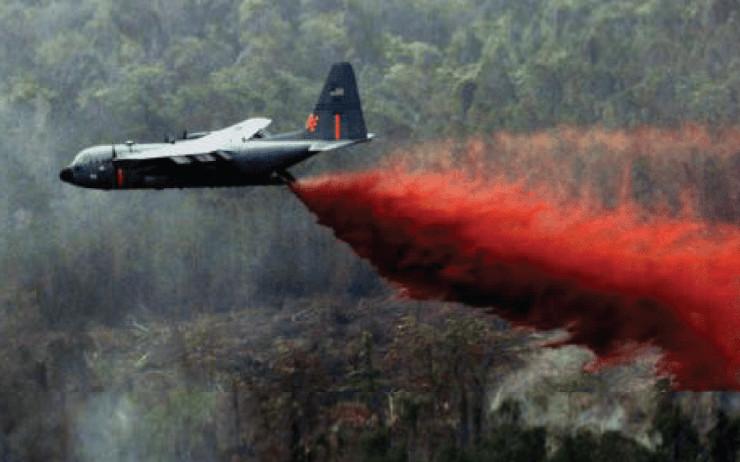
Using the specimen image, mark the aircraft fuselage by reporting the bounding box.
[60,62,373,190]
[59,139,314,190]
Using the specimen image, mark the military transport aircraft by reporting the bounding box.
[59,62,373,189]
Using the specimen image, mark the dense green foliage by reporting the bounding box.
[2,0,740,325]
[1,0,739,461]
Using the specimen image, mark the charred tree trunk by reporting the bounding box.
[471,377,485,445]
[232,379,242,450]
[457,382,470,449]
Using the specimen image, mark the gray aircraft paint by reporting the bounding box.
[60,63,373,190]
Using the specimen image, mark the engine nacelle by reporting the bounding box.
[182,130,210,140]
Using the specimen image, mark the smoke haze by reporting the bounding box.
[3,0,740,458]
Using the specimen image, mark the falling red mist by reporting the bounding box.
[292,128,740,390]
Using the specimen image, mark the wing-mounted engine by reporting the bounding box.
[119,118,272,167]
[164,131,211,144]
[181,130,210,141]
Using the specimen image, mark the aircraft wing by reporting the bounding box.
[117,118,272,164]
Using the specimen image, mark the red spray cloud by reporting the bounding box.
[292,128,740,390]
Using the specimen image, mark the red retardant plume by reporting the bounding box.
[293,169,740,390]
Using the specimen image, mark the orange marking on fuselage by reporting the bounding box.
[116,168,124,188]
[335,114,341,140]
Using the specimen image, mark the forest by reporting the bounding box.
[0,0,739,460]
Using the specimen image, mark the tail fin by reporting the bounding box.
[304,62,368,141]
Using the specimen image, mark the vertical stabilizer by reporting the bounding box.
[304,62,368,141]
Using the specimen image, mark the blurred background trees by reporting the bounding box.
[2,0,738,328]
[0,0,739,460]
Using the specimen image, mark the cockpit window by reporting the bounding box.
[73,146,111,165]
[72,152,88,164]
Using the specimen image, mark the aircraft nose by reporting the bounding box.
[59,167,74,184]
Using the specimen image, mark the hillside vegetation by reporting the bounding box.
[0,0,738,461]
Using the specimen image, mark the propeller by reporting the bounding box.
[111,144,117,160]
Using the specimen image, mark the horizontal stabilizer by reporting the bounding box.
[309,134,375,152]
